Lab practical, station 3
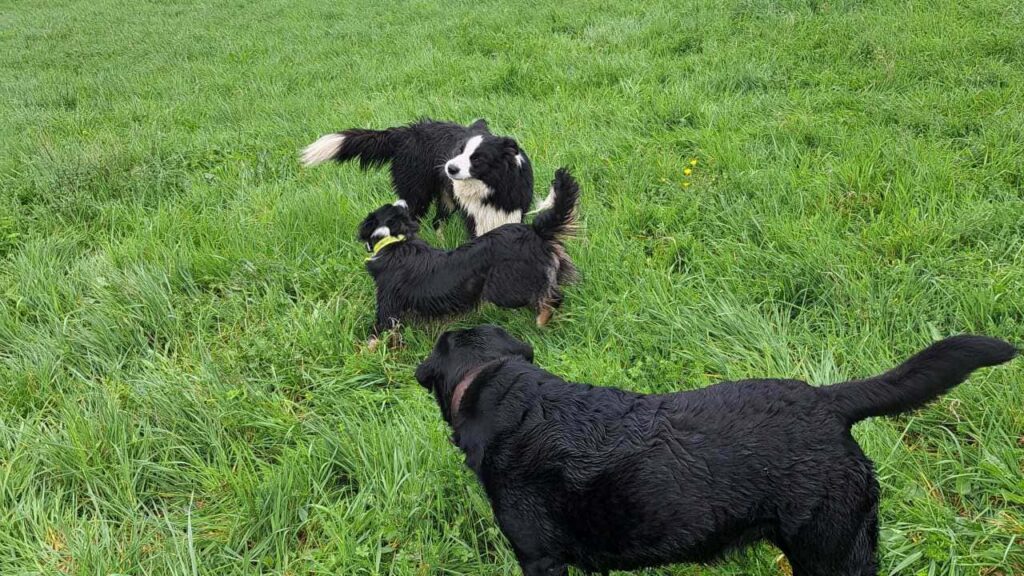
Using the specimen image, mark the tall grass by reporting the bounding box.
[1,0,1022,573]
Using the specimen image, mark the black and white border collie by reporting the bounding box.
[356,168,579,348]
[302,118,533,238]
[416,326,1017,576]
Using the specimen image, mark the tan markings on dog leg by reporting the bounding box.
[536,305,554,327]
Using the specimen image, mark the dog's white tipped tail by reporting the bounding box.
[300,133,346,166]
[532,168,580,242]
[528,186,557,215]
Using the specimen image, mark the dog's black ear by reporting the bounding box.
[501,137,520,155]
[470,118,489,132]
[356,212,379,241]
[405,216,421,235]
[516,342,534,363]
[387,209,420,236]
[415,361,436,391]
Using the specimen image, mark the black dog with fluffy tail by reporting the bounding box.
[415,326,1018,575]
[302,119,533,237]
[358,169,578,347]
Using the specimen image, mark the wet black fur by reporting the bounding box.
[358,169,578,338]
[415,326,1018,576]
[319,118,532,236]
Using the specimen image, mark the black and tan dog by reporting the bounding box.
[415,325,1017,575]
[358,169,579,348]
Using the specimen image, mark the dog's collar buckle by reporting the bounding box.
[365,235,406,261]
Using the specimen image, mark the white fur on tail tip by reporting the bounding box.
[529,186,557,214]
[300,133,345,166]
[393,199,408,209]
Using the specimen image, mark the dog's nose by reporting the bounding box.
[446,164,459,176]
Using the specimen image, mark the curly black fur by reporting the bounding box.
[415,326,1018,576]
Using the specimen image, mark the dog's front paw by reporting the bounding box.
[365,336,382,353]
[386,328,404,349]
[364,329,402,353]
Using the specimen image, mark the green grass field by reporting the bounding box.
[2,0,1023,574]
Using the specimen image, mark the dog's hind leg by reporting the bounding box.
[786,524,878,576]
[780,477,880,576]
[518,558,567,576]
[536,306,553,327]
[504,521,567,576]
[535,291,564,327]
[367,297,403,351]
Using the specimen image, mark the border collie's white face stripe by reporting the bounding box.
[371,226,391,239]
[515,153,525,168]
[393,199,408,209]
[300,133,345,166]
[445,135,484,180]
[452,179,521,236]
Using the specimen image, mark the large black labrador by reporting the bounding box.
[415,325,1017,575]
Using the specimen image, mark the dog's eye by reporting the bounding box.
[470,153,479,161]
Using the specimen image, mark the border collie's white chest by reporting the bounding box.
[452,179,522,237]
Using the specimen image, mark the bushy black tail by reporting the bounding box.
[533,168,580,243]
[827,336,1017,424]
[300,128,398,169]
